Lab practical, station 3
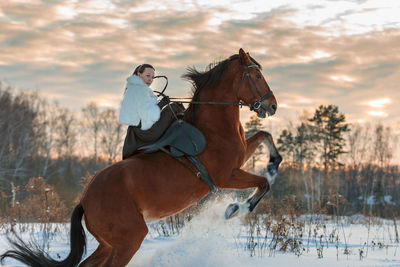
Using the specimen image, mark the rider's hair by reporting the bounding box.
[133,64,155,75]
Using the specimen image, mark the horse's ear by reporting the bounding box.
[239,48,251,65]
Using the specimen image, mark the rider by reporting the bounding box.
[119,64,185,159]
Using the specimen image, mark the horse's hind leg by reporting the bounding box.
[102,209,148,267]
[79,242,111,267]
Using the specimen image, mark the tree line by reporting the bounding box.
[0,82,123,221]
[0,81,399,221]
[245,105,399,217]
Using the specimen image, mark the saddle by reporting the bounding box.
[138,120,217,193]
[139,120,206,157]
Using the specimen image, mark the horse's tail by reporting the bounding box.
[0,204,86,267]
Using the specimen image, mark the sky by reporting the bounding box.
[0,0,399,130]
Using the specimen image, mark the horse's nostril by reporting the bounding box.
[271,104,277,111]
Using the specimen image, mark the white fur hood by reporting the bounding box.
[118,75,160,130]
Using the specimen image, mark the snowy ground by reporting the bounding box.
[1,199,400,267]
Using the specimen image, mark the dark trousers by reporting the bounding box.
[122,103,184,159]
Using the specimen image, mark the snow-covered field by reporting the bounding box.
[1,199,400,267]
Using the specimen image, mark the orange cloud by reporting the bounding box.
[0,0,399,129]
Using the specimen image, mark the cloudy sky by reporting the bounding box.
[1,0,399,129]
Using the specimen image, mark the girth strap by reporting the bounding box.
[159,148,217,193]
[186,155,217,193]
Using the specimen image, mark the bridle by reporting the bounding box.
[159,62,274,114]
[236,64,274,112]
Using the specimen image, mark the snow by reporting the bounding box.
[367,195,376,205]
[384,196,395,205]
[366,195,395,206]
[1,198,400,267]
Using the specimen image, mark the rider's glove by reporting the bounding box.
[158,96,170,108]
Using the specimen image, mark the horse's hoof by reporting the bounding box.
[267,162,277,175]
[225,203,239,220]
[266,162,277,185]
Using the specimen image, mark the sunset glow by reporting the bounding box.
[56,5,78,19]
[366,98,391,108]
[299,50,332,62]
[0,0,398,126]
[330,75,355,83]
[368,111,388,117]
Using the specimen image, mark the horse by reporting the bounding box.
[0,48,282,266]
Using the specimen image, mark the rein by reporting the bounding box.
[169,63,274,111]
[170,99,251,108]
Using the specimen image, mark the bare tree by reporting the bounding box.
[52,104,77,159]
[372,124,395,167]
[81,102,102,162]
[38,101,64,177]
[99,108,124,164]
[0,83,43,207]
[347,123,372,168]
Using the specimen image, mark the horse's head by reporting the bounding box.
[236,48,277,118]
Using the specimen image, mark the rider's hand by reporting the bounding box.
[163,95,170,103]
[158,95,170,108]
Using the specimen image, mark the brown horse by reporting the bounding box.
[1,48,282,266]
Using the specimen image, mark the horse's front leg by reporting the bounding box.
[244,131,282,185]
[224,131,282,219]
[224,168,269,219]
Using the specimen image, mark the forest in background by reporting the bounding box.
[0,81,399,223]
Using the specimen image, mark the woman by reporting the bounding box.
[119,64,184,159]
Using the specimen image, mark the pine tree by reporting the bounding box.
[277,123,316,210]
[244,115,263,138]
[277,129,294,163]
[308,105,349,171]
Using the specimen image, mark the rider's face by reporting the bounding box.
[138,68,155,86]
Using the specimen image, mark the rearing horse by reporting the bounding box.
[1,48,282,266]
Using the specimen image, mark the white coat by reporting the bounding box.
[118,75,160,130]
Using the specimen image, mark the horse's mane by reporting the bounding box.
[182,54,261,122]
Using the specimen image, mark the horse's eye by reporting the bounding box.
[256,74,261,79]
